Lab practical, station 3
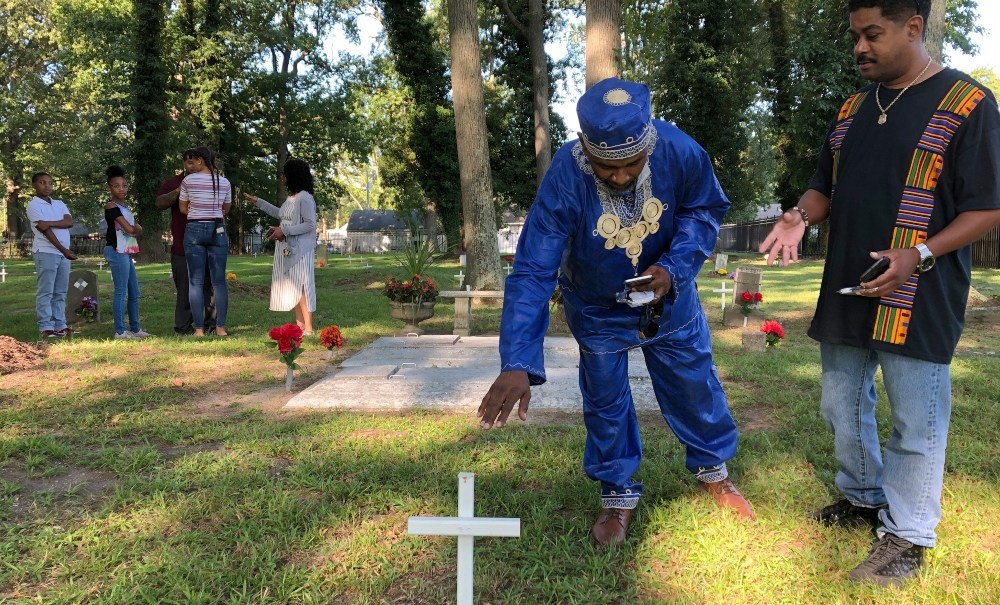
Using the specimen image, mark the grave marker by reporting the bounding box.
[315,243,329,267]
[0,262,7,283]
[711,281,733,312]
[714,253,729,272]
[67,269,100,323]
[723,267,763,327]
[408,473,520,605]
[454,270,466,287]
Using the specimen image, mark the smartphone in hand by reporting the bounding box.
[859,256,890,283]
[624,275,654,288]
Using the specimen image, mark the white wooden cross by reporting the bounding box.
[504,263,513,276]
[454,270,465,286]
[0,262,7,283]
[712,281,734,312]
[408,473,520,605]
[97,260,105,271]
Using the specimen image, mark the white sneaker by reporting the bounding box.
[114,331,136,339]
[132,329,152,338]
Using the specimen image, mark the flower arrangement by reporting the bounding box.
[268,323,304,369]
[760,320,785,347]
[502,254,515,263]
[383,274,439,304]
[75,296,98,322]
[716,268,728,276]
[226,272,237,280]
[319,325,344,350]
[739,290,763,316]
[317,259,326,268]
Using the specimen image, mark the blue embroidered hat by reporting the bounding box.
[577,77,653,161]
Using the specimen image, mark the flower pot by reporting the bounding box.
[390,301,436,335]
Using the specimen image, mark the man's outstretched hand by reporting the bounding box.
[478,370,531,429]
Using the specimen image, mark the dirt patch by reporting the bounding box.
[1,462,118,518]
[0,336,48,375]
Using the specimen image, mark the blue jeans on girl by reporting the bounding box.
[183,220,229,330]
[103,246,141,335]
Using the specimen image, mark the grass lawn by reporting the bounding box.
[1,253,999,604]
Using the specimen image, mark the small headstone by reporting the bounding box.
[714,253,729,272]
[315,243,329,267]
[67,269,100,323]
[724,267,764,327]
[459,254,467,267]
[742,328,766,352]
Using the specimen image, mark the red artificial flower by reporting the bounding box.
[760,320,786,347]
[754,292,764,303]
[268,323,305,368]
[319,325,344,350]
[741,291,753,302]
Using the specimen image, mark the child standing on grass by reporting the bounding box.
[103,165,151,340]
[27,171,77,338]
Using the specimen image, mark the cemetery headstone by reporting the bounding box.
[723,267,764,327]
[714,253,729,273]
[315,243,328,267]
[0,262,7,283]
[67,269,100,324]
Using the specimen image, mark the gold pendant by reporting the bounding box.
[878,113,887,125]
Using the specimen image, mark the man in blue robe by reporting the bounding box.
[478,77,754,547]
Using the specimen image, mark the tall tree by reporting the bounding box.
[131,0,170,259]
[498,0,553,183]
[379,0,462,250]
[450,0,502,289]
[585,0,621,88]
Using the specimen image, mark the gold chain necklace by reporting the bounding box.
[875,57,933,125]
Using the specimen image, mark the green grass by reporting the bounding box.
[1,254,998,604]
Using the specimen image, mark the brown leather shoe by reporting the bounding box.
[701,478,756,520]
[591,507,633,547]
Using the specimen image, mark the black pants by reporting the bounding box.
[171,253,215,333]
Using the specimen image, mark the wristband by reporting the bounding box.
[791,206,809,228]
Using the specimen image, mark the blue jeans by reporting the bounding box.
[104,247,141,334]
[819,342,952,547]
[33,250,70,333]
[183,221,228,329]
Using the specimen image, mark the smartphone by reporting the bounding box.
[624,275,654,288]
[859,256,890,283]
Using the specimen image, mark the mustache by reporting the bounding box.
[857,55,874,64]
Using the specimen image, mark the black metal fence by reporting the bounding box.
[719,217,1000,269]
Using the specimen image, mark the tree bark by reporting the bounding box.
[449,0,502,290]
[585,0,622,89]
[925,0,946,63]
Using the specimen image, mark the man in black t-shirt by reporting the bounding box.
[760,0,1000,587]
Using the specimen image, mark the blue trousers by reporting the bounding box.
[580,312,738,508]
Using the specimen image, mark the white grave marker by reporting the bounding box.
[454,270,465,286]
[408,473,520,605]
[0,262,6,283]
[714,253,729,272]
[504,263,513,276]
[712,281,734,312]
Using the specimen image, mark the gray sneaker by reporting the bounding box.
[848,533,926,587]
[131,329,152,338]
[114,331,136,339]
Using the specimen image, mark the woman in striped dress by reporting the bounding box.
[243,158,317,334]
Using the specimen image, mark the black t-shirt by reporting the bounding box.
[105,204,124,249]
[807,68,1000,363]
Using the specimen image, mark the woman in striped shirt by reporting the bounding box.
[243,158,318,334]
[178,146,232,337]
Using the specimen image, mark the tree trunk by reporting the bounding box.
[925,0,946,63]
[130,0,170,261]
[528,0,552,182]
[448,0,502,290]
[585,0,622,89]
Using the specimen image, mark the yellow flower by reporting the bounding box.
[226,272,237,280]
[716,268,728,276]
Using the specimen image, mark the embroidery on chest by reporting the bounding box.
[573,142,665,270]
